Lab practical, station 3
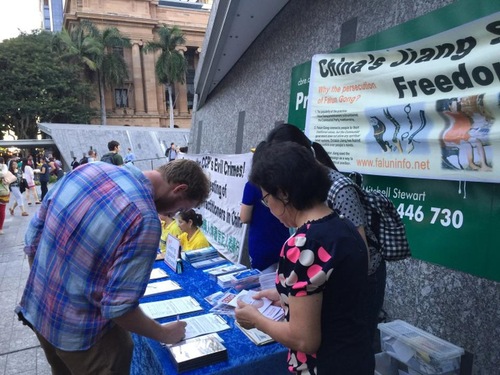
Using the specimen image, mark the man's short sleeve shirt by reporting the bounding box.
[20,162,160,350]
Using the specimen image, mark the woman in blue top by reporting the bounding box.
[240,181,290,272]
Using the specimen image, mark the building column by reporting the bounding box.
[155,49,167,123]
[131,42,145,113]
[143,49,159,116]
[176,46,189,116]
[194,47,201,69]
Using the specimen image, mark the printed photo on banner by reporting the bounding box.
[179,152,253,263]
[305,13,500,183]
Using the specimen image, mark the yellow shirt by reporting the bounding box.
[179,228,210,252]
[159,220,183,253]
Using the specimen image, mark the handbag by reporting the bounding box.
[0,181,10,198]
[3,170,17,184]
[0,192,10,203]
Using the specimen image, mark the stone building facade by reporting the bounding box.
[63,0,212,128]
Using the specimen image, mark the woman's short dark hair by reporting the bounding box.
[265,123,337,170]
[250,141,331,210]
[179,209,204,227]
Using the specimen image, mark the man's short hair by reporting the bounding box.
[108,140,120,151]
[157,159,210,206]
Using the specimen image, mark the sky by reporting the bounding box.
[0,0,42,42]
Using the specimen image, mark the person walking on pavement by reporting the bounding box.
[21,158,41,205]
[0,157,10,234]
[16,159,210,374]
[38,157,51,202]
[8,160,29,217]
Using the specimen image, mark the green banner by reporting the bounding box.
[363,175,500,281]
[288,0,500,281]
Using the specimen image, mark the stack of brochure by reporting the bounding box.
[259,272,276,290]
[207,291,238,316]
[217,269,261,290]
[235,321,274,346]
[229,290,285,346]
[208,290,284,322]
[182,246,228,269]
[166,333,228,372]
[203,263,247,281]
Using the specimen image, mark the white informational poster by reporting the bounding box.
[305,13,500,183]
[179,152,252,263]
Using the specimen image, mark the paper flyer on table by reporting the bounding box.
[140,296,202,319]
[150,268,169,280]
[173,313,230,340]
[143,280,181,297]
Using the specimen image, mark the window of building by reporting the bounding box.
[113,46,124,57]
[186,48,196,110]
[115,89,128,108]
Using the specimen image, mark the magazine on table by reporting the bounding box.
[165,333,228,372]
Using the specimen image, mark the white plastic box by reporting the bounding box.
[378,320,464,375]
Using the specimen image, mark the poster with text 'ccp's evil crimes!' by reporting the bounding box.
[305,13,500,183]
[179,152,252,263]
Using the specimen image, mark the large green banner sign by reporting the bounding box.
[288,0,500,281]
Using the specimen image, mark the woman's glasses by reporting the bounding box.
[261,193,271,207]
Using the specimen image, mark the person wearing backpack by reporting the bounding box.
[265,124,396,352]
[101,140,124,166]
[79,153,89,165]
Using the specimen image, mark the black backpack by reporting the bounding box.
[101,153,117,165]
[328,171,411,261]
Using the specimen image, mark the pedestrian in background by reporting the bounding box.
[71,156,80,170]
[38,157,51,202]
[8,160,29,217]
[0,157,10,234]
[124,147,136,164]
[21,158,41,205]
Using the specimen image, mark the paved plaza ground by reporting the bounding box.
[0,200,51,375]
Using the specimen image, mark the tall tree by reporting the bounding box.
[144,25,187,128]
[57,21,131,125]
[0,32,95,139]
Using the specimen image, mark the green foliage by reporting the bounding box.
[144,25,187,128]
[0,31,96,139]
[144,25,187,85]
[56,21,131,125]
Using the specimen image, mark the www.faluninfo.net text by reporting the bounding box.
[356,157,430,170]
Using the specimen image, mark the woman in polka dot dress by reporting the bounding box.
[235,142,373,375]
